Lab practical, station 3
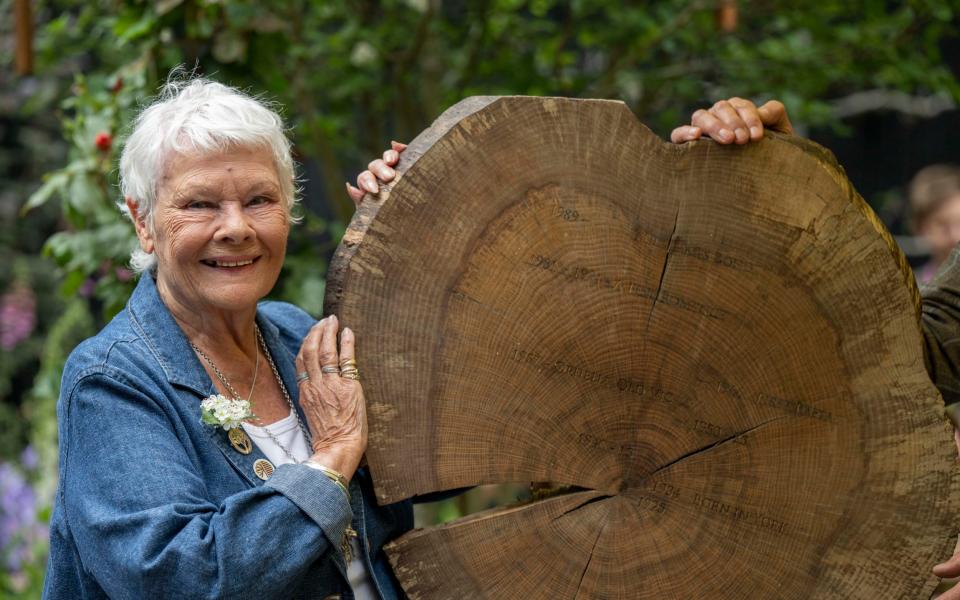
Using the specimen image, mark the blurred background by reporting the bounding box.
[1,0,959,595]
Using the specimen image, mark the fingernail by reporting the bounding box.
[344,182,352,193]
[750,126,762,138]
[718,128,733,141]
[735,128,748,141]
[379,167,395,179]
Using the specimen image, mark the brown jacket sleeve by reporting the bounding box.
[921,246,960,410]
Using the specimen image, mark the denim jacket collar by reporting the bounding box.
[126,275,309,488]
[127,274,219,396]
[127,275,297,396]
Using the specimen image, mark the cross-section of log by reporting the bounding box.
[324,96,960,599]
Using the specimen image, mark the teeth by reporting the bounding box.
[206,259,254,268]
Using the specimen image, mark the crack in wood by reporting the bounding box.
[574,519,609,600]
[644,204,681,333]
[551,492,613,522]
[643,415,787,481]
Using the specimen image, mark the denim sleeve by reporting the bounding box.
[59,370,352,599]
[922,246,960,419]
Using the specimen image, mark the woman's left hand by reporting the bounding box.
[295,315,368,480]
[346,141,408,204]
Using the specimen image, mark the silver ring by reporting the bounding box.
[321,365,340,374]
[296,371,310,383]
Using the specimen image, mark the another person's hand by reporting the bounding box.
[670,98,793,145]
[925,434,960,593]
[295,315,367,480]
[934,551,960,598]
[346,140,408,204]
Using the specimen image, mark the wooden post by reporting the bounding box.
[15,0,33,76]
[326,96,959,598]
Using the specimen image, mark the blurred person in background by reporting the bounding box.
[909,165,960,284]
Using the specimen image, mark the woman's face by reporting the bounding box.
[134,146,290,317]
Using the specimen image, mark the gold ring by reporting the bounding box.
[340,358,358,368]
[341,371,360,381]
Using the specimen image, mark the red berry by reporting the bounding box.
[94,132,112,152]
[110,77,123,93]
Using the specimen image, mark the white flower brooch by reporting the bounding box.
[200,394,255,431]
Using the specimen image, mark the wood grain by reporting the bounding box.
[324,96,959,599]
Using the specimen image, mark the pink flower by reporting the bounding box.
[79,278,96,298]
[0,285,35,350]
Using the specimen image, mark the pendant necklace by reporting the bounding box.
[191,325,313,464]
[191,331,258,455]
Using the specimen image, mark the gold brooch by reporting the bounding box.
[228,428,253,455]
[253,459,274,480]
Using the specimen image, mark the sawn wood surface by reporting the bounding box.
[324,96,959,599]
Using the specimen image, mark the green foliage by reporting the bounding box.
[0,295,94,597]
[0,258,62,459]
[23,69,146,317]
[23,0,960,323]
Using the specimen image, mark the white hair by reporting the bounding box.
[119,74,300,272]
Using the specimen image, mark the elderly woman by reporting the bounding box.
[43,78,407,599]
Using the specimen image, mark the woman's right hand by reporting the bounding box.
[346,141,408,204]
[670,98,793,145]
[295,315,367,480]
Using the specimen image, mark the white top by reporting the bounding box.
[242,411,377,599]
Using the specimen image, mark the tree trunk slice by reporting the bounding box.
[324,96,960,599]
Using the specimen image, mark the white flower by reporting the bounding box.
[200,394,254,430]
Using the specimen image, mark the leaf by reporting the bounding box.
[114,12,156,45]
[67,173,106,215]
[21,171,68,215]
[200,409,219,426]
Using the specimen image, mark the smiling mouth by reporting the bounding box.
[201,257,260,268]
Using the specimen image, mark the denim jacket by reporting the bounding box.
[43,275,412,599]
